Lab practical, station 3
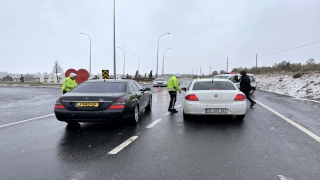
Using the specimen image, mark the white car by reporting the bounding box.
[153,78,167,87]
[181,78,247,120]
[213,73,257,95]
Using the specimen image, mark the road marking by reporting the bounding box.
[256,100,320,143]
[108,136,139,155]
[0,114,54,128]
[278,175,293,180]
[146,119,162,128]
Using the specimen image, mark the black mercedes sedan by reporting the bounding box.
[54,79,152,125]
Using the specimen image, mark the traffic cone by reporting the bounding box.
[158,86,161,91]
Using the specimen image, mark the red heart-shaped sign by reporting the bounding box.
[65,68,90,84]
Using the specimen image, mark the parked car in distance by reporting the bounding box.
[54,79,152,125]
[213,73,257,95]
[181,78,246,120]
[153,78,167,87]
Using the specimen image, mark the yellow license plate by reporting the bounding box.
[77,102,99,107]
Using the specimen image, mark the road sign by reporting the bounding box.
[102,70,109,79]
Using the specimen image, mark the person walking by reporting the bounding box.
[61,73,78,94]
[167,73,181,113]
[235,71,256,107]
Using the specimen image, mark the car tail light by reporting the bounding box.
[54,98,65,109]
[109,97,125,109]
[185,94,199,101]
[234,94,246,101]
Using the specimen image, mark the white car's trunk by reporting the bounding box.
[191,90,240,104]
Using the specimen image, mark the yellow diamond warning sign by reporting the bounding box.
[102,70,109,79]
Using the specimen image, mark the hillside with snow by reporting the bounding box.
[255,73,320,103]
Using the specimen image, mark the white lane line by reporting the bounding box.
[256,100,320,143]
[146,119,162,128]
[108,136,139,155]
[278,175,293,180]
[0,114,55,128]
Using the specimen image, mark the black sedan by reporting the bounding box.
[54,79,152,125]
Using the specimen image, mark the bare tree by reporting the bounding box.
[52,60,64,83]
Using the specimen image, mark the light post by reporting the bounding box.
[162,47,171,76]
[134,54,140,75]
[80,32,91,75]
[156,33,170,78]
[118,47,125,76]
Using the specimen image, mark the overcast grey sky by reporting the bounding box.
[0,0,319,76]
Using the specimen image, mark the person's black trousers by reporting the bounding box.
[168,91,177,110]
[244,91,255,105]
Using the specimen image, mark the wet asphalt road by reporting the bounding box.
[0,81,320,180]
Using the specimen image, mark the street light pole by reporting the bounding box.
[162,47,171,76]
[156,33,170,78]
[113,0,116,80]
[118,47,125,76]
[80,32,91,75]
[134,54,140,75]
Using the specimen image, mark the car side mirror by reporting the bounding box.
[181,87,187,92]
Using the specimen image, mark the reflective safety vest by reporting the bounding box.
[61,77,77,92]
[167,76,181,92]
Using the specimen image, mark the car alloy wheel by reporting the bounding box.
[145,97,152,111]
[131,105,139,125]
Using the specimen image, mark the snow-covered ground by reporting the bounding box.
[255,73,320,104]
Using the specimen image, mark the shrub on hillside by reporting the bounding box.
[292,72,302,78]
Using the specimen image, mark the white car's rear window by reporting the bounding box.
[192,81,236,90]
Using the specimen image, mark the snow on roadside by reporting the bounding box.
[255,73,320,103]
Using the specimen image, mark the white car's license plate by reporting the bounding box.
[205,108,228,113]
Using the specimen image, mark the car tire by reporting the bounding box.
[66,122,80,131]
[236,114,245,120]
[145,97,152,111]
[129,105,139,125]
[183,111,192,120]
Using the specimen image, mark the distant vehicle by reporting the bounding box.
[213,73,257,95]
[153,78,167,87]
[181,78,246,120]
[54,79,152,125]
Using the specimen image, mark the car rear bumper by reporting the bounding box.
[183,101,246,115]
[54,108,132,122]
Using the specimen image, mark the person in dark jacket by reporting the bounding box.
[235,71,256,107]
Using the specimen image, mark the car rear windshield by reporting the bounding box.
[192,81,236,90]
[71,82,126,93]
[213,76,229,79]
[155,78,165,81]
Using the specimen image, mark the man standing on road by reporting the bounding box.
[235,71,256,107]
[167,73,181,113]
[61,73,77,94]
